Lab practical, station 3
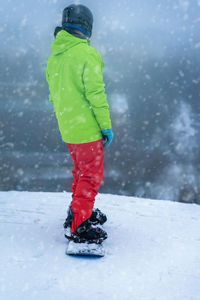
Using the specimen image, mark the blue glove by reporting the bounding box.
[101,129,114,148]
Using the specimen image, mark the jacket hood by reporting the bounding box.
[51,30,89,55]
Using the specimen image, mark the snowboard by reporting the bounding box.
[66,240,105,257]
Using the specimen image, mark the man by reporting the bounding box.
[46,4,113,244]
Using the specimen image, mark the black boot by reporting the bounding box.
[63,208,107,230]
[73,219,108,244]
[63,207,74,228]
[63,208,107,242]
[90,208,107,225]
[63,208,74,239]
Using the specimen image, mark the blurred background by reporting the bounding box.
[0,0,200,203]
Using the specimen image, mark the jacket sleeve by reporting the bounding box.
[83,49,111,130]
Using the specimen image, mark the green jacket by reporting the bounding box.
[46,30,111,144]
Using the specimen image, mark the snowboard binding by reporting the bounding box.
[63,207,107,244]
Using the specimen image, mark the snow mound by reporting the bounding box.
[0,191,200,300]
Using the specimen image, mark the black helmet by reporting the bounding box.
[62,4,93,38]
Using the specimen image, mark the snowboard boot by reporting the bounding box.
[90,208,107,225]
[63,207,74,239]
[63,207,107,239]
[72,219,108,244]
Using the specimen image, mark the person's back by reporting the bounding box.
[47,29,111,143]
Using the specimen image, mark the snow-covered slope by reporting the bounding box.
[0,192,200,300]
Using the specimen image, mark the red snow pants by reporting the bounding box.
[66,140,104,234]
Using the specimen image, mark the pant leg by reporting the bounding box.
[67,140,104,234]
[67,143,80,197]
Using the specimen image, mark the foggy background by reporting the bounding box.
[0,0,200,204]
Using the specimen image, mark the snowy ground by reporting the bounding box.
[0,192,200,300]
